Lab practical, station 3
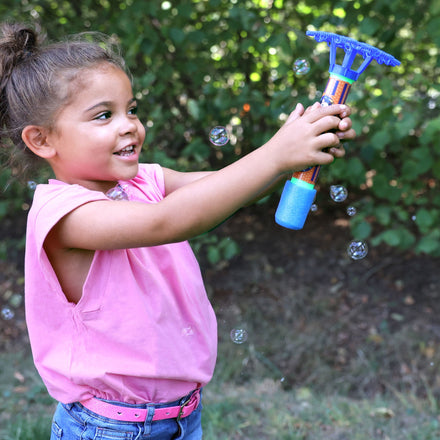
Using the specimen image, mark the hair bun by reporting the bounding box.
[0,23,39,88]
[1,23,38,61]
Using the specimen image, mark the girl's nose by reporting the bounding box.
[119,115,138,135]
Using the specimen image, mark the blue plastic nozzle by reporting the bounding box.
[306,31,401,82]
[275,179,317,230]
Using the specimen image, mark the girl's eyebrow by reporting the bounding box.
[84,98,137,113]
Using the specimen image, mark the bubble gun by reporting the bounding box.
[275,31,400,230]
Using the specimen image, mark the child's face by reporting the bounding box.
[46,63,145,192]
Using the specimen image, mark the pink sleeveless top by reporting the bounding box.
[25,164,217,404]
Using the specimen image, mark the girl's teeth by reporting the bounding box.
[118,146,134,156]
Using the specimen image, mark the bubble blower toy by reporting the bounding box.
[275,30,400,230]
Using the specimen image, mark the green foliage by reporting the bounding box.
[1,0,439,255]
[191,233,240,266]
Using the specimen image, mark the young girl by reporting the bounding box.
[0,23,355,439]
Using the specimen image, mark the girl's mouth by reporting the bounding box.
[115,145,135,156]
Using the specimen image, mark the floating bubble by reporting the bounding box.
[346,206,357,216]
[105,184,129,201]
[428,99,437,110]
[209,126,229,147]
[293,58,310,76]
[330,185,348,202]
[230,328,248,344]
[320,95,334,107]
[1,307,14,320]
[27,181,37,191]
[8,293,22,308]
[310,203,318,212]
[347,240,368,260]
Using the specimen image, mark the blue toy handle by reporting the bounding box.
[275,180,316,230]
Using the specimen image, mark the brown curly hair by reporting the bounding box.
[0,22,127,182]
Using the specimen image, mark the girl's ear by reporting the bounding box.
[22,125,56,159]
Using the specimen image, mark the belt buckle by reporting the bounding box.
[176,390,196,422]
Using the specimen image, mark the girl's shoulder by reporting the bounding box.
[122,163,165,201]
[130,163,165,192]
[29,181,107,224]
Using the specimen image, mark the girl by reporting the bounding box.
[0,23,355,440]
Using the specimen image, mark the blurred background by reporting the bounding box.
[1,0,439,438]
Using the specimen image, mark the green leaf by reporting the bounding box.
[375,206,392,226]
[379,229,402,246]
[169,28,186,45]
[182,138,210,161]
[207,246,221,265]
[375,228,416,249]
[372,175,401,203]
[370,130,391,151]
[416,236,440,254]
[220,238,240,260]
[420,116,440,146]
[187,99,201,120]
[414,208,435,232]
[351,220,372,240]
[359,17,381,35]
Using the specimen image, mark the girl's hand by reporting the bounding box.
[266,102,356,173]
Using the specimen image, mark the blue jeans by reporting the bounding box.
[50,390,203,440]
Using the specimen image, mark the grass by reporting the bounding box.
[202,379,440,439]
[2,343,440,440]
[0,349,54,440]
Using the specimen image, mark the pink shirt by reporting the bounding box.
[25,164,217,404]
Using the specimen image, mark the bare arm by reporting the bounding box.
[51,103,355,251]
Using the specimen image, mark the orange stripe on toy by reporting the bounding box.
[323,76,352,105]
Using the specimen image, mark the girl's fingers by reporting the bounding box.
[312,115,345,135]
[304,103,350,123]
[336,128,356,140]
[329,144,346,158]
[316,132,341,148]
[285,103,305,124]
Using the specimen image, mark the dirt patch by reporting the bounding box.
[203,202,440,397]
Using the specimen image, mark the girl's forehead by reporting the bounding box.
[68,65,132,101]
[79,63,129,83]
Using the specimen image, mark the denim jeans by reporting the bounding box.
[50,390,203,440]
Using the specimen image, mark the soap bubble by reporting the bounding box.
[209,126,229,147]
[230,328,248,344]
[347,240,368,260]
[330,185,348,202]
[346,206,357,216]
[293,58,310,76]
[320,95,334,107]
[310,203,318,212]
[27,181,37,191]
[105,185,129,201]
[1,307,14,320]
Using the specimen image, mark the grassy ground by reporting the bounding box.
[1,342,440,440]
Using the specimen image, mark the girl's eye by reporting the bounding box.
[95,111,112,120]
[128,106,138,116]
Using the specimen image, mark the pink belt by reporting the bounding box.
[80,389,200,423]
